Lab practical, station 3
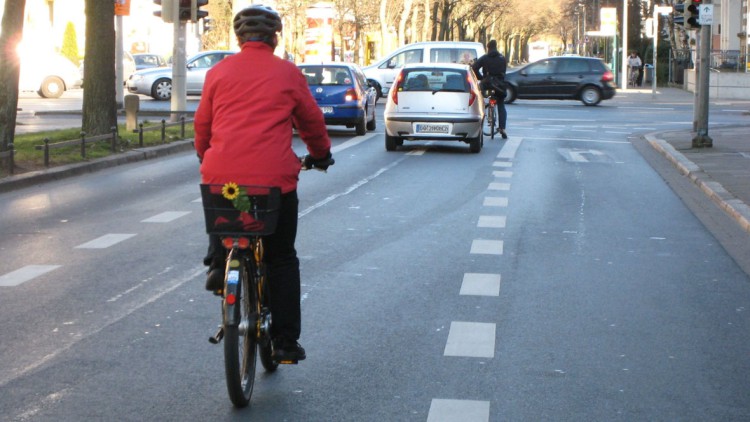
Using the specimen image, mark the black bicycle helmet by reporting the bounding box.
[233,5,282,37]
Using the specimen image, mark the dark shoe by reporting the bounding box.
[500,129,508,139]
[205,267,224,293]
[273,338,306,363]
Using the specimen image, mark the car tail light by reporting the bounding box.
[467,75,477,106]
[391,72,404,105]
[345,88,358,102]
[602,71,614,83]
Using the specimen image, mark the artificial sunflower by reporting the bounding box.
[221,182,240,200]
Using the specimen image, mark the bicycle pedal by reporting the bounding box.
[212,289,223,297]
[276,359,298,365]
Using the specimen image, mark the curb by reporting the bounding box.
[645,131,750,234]
[0,139,195,193]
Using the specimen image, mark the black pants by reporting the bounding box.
[205,191,301,341]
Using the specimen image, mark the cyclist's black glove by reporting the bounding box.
[302,151,334,171]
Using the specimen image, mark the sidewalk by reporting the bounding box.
[646,126,750,233]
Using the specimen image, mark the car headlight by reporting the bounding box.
[129,74,143,82]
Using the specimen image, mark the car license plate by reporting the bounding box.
[320,106,333,114]
[416,123,450,134]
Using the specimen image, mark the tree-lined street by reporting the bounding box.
[1,90,749,420]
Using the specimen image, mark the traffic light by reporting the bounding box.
[686,0,702,29]
[153,0,175,23]
[673,1,686,28]
[193,0,209,22]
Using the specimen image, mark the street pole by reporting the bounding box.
[170,1,187,123]
[692,19,713,147]
[115,14,124,107]
[621,0,629,90]
[652,6,674,98]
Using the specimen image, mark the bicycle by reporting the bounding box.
[482,87,500,140]
[200,156,333,408]
[628,67,639,87]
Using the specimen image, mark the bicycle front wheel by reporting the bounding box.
[223,261,258,408]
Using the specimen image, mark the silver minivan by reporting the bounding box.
[362,41,485,98]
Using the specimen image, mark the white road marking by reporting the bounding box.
[470,239,503,255]
[427,399,490,422]
[477,215,506,228]
[0,265,61,287]
[488,182,510,191]
[460,273,501,296]
[497,137,522,160]
[75,234,136,249]
[141,211,191,223]
[444,321,496,358]
[492,170,513,178]
[492,161,512,168]
[299,159,405,218]
[483,197,508,207]
[406,149,427,155]
[330,132,378,154]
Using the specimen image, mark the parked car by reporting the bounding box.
[503,56,616,106]
[363,41,485,99]
[383,63,484,153]
[19,52,82,98]
[126,50,235,100]
[133,53,167,70]
[297,63,377,136]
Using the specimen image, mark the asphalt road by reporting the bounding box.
[1,93,749,421]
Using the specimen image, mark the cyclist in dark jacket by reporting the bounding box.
[472,40,508,139]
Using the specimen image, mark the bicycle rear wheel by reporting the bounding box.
[223,259,258,408]
[488,103,496,139]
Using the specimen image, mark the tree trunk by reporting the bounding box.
[82,0,117,136]
[398,0,413,46]
[0,0,26,157]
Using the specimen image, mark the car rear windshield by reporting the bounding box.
[299,66,353,86]
[429,48,478,65]
[401,69,468,92]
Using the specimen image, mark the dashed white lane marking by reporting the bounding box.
[444,321,496,358]
[0,265,61,287]
[141,211,191,223]
[470,240,503,255]
[492,170,513,178]
[492,161,512,168]
[497,137,522,160]
[75,234,136,249]
[488,182,510,191]
[477,215,506,228]
[483,197,508,207]
[406,149,427,156]
[427,399,490,422]
[460,273,501,296]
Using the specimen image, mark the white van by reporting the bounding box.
[363,41,485,98]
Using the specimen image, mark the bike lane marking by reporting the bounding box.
[443,321,496,358]
[460,273,501,297]
[141,211,191,223]
[74,233,136,249]
[0,265,61,287]
[427,399,490,422]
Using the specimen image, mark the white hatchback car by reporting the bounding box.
[383,63,484,153]
[19,52,82,98]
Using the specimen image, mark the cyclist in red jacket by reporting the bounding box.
[194,4,332,363]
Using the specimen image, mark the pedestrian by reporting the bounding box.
[193,4,333,363]
[472,40,508,139]
[627,51,642,87]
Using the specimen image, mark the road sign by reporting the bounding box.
[699,4,713,25]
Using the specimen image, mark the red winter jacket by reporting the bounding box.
[194,42,331,193]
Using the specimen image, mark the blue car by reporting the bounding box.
[298,63,378,136]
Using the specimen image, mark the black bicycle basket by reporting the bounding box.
[200,184,282,236]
